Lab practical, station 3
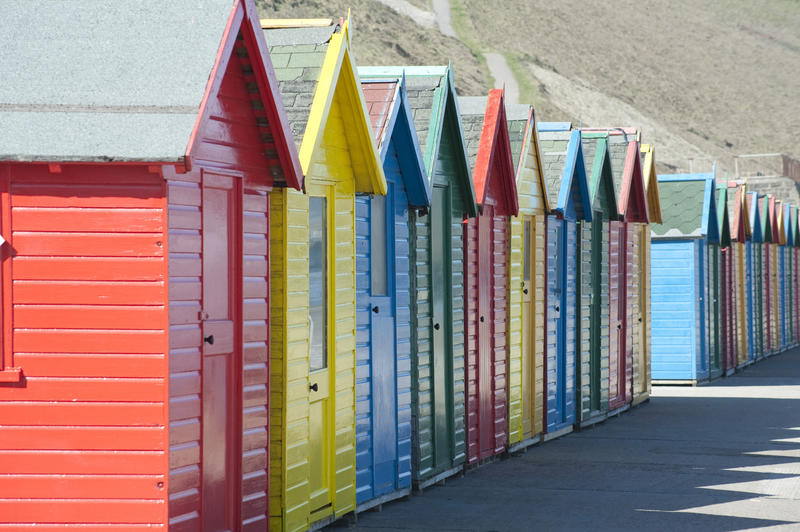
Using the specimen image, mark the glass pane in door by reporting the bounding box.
[309,196,328,372]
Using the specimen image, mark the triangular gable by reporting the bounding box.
[785,203,794,246]
[264,16,386,194]
[776,200,787,246]
[640,144,663,224]
[509,105,551,213]
[537,124,593,221]
[770,197,780,244]
[759,195,772,242]
[715,184,731,247]
[357,65,478,217]
[730,184,748,242]
[187,0,303,188]
[621,140,649,222]
[580,134,619,219]
[748,191,763,242]
[460,90,518,215]
[361,76,430,207]
[794,207,800,247]
[703,177,720,244]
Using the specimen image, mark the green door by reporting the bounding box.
[590,213,603,411]
[431,184,452,468]
[713,245,721,373]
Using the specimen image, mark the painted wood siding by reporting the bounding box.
[507,216,523,441]
[0,164,168,526]
[625,224,637,406]
[697,240,709,380]
[577,220,592,420]
[464,213,480,457]
[651,241,697,380]
[736,243,749,366]
[633,226,651,403]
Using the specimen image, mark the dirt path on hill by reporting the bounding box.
[485,52,519,104]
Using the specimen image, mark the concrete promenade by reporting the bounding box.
[337,349,800,531]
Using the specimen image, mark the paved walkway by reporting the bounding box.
[336,349,800,531]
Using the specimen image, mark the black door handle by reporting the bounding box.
[480,316,485,323]
[372,306,379,314]
[638,318,642,322]
[434,323,441,330]
[555,306,560,312]
[523,288,529,294]
[617,324,622,330]
[309,383,318,392]
[204,335,214,345]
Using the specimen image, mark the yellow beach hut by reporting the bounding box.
[505,104,550,451]
[637,143,662,404]
[263,17,387,531]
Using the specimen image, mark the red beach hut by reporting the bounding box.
[0,2,302,529]
[458,90,519,464]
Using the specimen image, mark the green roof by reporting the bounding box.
[651,180,707,238]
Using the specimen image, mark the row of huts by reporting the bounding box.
[651,173,800,381]
[0,3,793,531]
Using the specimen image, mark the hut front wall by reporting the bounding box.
[633,224,651,404]
[651,240,697,381]
[353,140,413,506]
[409,121,467,484]
[507,140,546,445]
[736,243,749,367]
[0,163,169,526]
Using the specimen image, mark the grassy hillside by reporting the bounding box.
[257,0,490,96]
[257,0,799,173]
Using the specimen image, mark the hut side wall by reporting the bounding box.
[0,163,169,526]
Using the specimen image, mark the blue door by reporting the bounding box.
[545,217,576,432]
[697,240,709,379]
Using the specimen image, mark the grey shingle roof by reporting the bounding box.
[581,137,599,187]
[505,104,530,172]
[538,130,571,210]
[0,0,235,162]
[403,76,442,156]
[607,136,629,201]
[457,96,488,171]
[266,25,337,148]
[651,180,707,238]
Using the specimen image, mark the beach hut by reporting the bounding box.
[760,195,775,354]
[605,131,649,410]
[637,144,662,403]
[794,207,800,345]
[0,2,303,528]
[264,18,387,530]
[715,184,735,374]
[783,203,794,347]
[777,201,788,350]
[352,77,429,511]
[458,91,518,464]
[359,65,479,488]
[651,173,719,383]
[747,191,765,361]
[537,123,593,437]
[505,104,550,451]
[577,131,620,426]
[727,183,751,368]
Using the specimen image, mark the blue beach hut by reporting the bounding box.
[536,123,593,438]
[746,190,764,361]
[354,77,430,511]
[650,173,720,382]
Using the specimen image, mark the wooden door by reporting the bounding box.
[545,217,564,431]
[521,217,533,437]
[201,171,240,531]
[589,215,603,411]
[609,222,625,408]
[308,194,331,514]
[431,185,452,468]
[477,208,492,458]
[368,193,398,496]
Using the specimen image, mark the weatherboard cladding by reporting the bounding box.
[0,0,235,162]
[651,180,707,238]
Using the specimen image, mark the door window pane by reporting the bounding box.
[554,222,563,293]
[371,195,388,296]
[523,219,531,282]
[309,197,328,371]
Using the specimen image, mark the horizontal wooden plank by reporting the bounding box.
[168,183,201,207]
[168,280,201,302]
[0,377,164,402]
[0,402,163,426]
[168,464,199,494]
[14,305,164,329]
[12,208,163,233]
[0,474,165,499]
[0,450,164,475]
[13,257,165,281]
[13,233,164,257]
[14,353,165,378]
[14,281,165,305]
[11,184,163,209]
[14,329,165,354]
[0,499,166,524]
[0,426,165,451]
[0,524,164,530]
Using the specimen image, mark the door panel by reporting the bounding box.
[201,171,238,532]
[478,208,492,457]
[369,194,397,496]
[308,195,331,513]
[521,217,532,437]
[608,222,625,408]
[431,185,450,467]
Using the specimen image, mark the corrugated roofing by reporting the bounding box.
[651,180,707,238]
[266,24,337,148]
[0,0,235,162]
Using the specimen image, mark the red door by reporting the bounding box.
[609,222,627,410]
[201,171,241,531]
[478,208,492,459]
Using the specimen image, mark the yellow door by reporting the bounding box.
[521,216,533,438]
[308,193,332,516]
